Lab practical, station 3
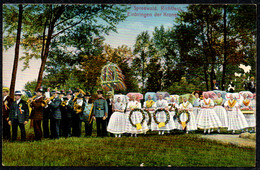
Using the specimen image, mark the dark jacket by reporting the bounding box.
[93,98,108,118]
[106,99,113,119]
[9,99,29,124]
[3,96,13,118]
[29,96,45,120]
[82,98,93,122]
[49,97,62,119]
[73,100,85,120]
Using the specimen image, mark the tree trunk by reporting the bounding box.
[222,6,227,90]
[203,64,209,91]
[35,5,64,91]
[9,4,23,98]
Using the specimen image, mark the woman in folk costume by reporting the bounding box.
[151,94,176,135]
[178,97,197,133]
[224,94,248,134]
[213,92,228,133]
[125,94,149,137]
[107,97,127,137]
[197,92,222,134]
[193,93,201,120]
[240,93,255,132]
[143,95,156,129]
[168,96,180,130]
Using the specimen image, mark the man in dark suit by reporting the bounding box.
[8,91,29,141]
[43,87,51,138]
[92,90,108,137]
[47,91,62,139]
[106,92,114,137]
[83,92,93,137]
[63,92,74,137]
[59,92,67,137]
[2,87,13,140]
[72,93,85,137]
[29,88,45,140]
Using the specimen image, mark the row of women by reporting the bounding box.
[107,91,256,137]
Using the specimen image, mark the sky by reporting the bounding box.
[3,4,188,90]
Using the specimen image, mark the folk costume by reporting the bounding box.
[224,99,248,132]
[107,100,127,136]
[168,101,180,130]
[82,93,93,137]
[29,89,45,140]
[196,97,222,133]
[9,91,29,141]
[179,101,197,132]
[213,97,228,129]
[2,88,13,140]
[125,100,149,136]
[93,90,108,137]
[240,98,255,128]
[193,97,201,120]
[151,99,176,134]
[143,99,156,129]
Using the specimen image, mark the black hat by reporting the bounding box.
[97,90,103,94]
[84,92,91,97]
[62,96,68,101]
[14,91,23,96]
[77,93,84,98]
[36,88,44,93]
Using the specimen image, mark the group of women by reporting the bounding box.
[107,91,256,137]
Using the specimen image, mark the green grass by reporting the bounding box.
[2,120,255,167]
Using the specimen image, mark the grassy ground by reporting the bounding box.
[2,120,256,167]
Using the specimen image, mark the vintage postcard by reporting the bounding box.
[2,3,256,167]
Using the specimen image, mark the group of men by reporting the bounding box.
[2,87,114,141]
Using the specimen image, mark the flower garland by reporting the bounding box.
[129,108,145,128]
[176,110,190,126]
[19,103,23,114]
[143,110,152,126]
[153,108,170,126]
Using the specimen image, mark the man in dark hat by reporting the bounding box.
[42,88,51,138]
[29,88,45,140]
[2,87,13,140]
[47,90,62,139]
[92,90,108,137]
[63,92,74,137]
[60,93,68,137]
[106,91,114,137]
[8,91,29,141]
[72,93,85,137]
[82,92,94,137]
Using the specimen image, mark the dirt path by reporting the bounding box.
[200,134,256,148]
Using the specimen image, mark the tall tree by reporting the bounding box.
[133,31,152,94]
[9,4,23,98]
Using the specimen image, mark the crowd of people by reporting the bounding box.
[2,87,256,141]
